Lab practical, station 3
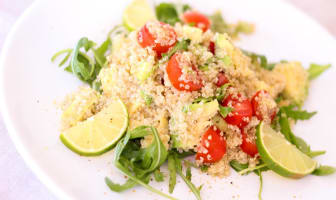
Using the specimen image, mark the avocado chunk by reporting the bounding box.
[173,100,219,149]
[135,61,154,82]
[274,62,309,106]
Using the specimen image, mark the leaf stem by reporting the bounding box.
[238,163,268,175]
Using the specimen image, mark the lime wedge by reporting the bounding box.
[256,122,317,178]
[60,99,128,156]
[123,0,156,31]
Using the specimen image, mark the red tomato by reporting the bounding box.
[208,41,215,54]
[166,53,203,91]
[221,94,253,128]
[240,130,258,157]
[251,90,277,122]
[137,22,177,55]
[216,72,229,87]
[196,126,227,164]
[183,11,211,32]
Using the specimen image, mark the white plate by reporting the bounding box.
[1,0,336,199]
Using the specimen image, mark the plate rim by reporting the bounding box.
[0,0,335,199]
[0,0,72,199]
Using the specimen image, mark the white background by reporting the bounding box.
[0,0,335,199]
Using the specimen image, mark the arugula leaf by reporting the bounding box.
[312,165,336,176]
[200,165,209,172]
[209,11,230,34]
[140,90,153,106]
[242,50,274,70]
[154,169,164,182]
[307,150,326,158]
[161,39,191,60]
[168,154,177,193]
[174,153,202,200]
[219,105,233,118]
[307,63,331,80]
[170,149,195,158]
[105,177,137,192]
[294,136,311,155]
[210,12,253,38]
[71,38,96,82]
[51,48,73,67]
[278,110,326,158]
[237,163,268,175]
[92,80,102,94]
[106,127,176,200]
[256,170,263,200]
[229,160,249,172]
[92,37,111,67]
[281,105,316,121]
[186,165,192,181]
[278,111,297,144]
[156,3,180,25]
[182,4,191,12]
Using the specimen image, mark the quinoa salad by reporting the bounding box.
[51,0,334,199]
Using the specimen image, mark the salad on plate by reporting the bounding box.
[51,0,335,199]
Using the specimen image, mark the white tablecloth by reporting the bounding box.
[0,0,335,199]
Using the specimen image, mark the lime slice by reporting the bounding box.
[60,99,128,156]
[256,122,317,178]
[123,0,156,31]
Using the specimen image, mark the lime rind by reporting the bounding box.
[256,122,317,178]
[123,0,156,31]
[60,99,128,156]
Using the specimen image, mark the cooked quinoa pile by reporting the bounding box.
[60,20,310,177]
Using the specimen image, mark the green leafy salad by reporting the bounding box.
[51,0,334,200]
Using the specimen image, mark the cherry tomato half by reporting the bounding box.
[183,11,211,32]
[240,130,258,157]
[216,72,229,87]
[137,21,177,55]
[196,126,227,164]
[251,90,277,122]
[221,94,253,128]
[166,53,203,91]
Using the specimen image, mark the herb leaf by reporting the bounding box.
[278,111,297,144]
[105,177,136,192]
[154,169,165,182]
[106,127,176,200]
[161,39,190,60]
[256,170,263,200]
[186,165,192,181]
[307,63,331,80]
[281,105,316,121]
[140,90,153,106]
[312,165,336,176]
[209,11,230,34]
[230,160,249,172]
[216,83,231,102]
[51,48,73,67]
[200,165,209,172]
[242,50,273,70]
[92,37,111,67]
[278,109,326,158]
[174,153,202,200]
[156,3,180,25]
[219,105,233,118]
[307,150,326,158]
[168,154,177,193]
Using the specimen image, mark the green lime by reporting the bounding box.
[256,122,317,178]
[123,0,156,31]
[60,99,128,156]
